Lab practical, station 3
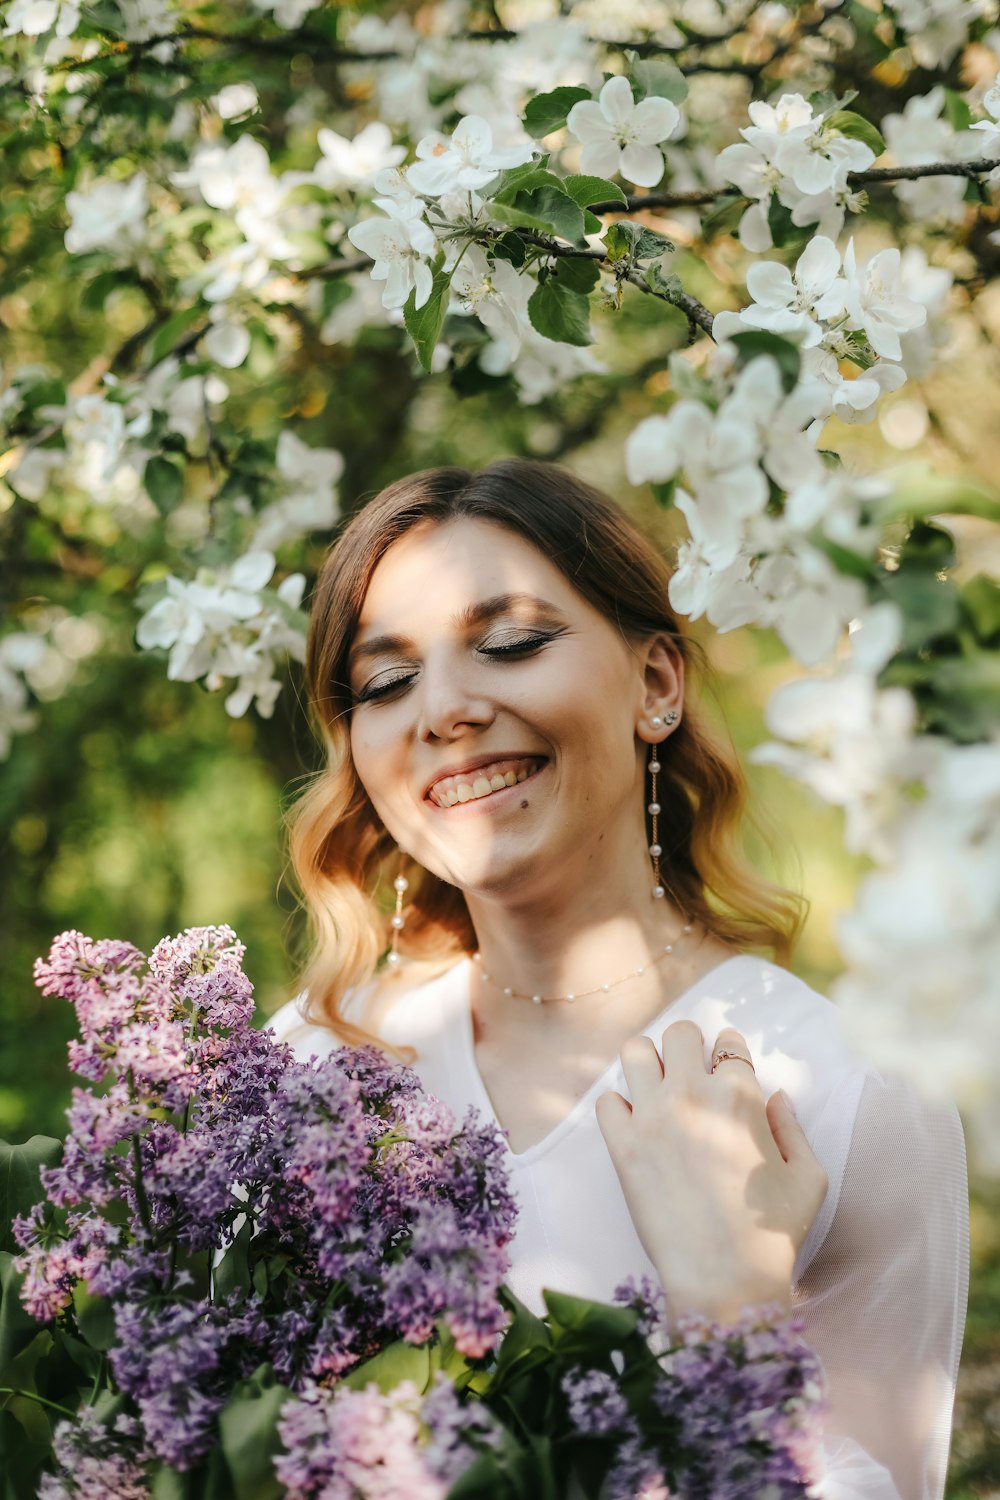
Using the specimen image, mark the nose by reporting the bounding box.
[415,658,495,743]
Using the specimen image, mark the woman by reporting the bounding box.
[267,458,969,1500]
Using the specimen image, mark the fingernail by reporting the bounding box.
[780,1089,797,1116]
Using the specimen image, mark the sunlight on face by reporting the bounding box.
[348,517,657,904]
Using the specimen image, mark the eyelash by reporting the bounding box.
[355,632,555,705]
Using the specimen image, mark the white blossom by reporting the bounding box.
[450,246,530,355]
[889,0,985,68]
[213,83,260,122]
[251,432,344,550]
[407,115,534,196]
[882,87,980,222]
[838,239,927,360]
[738,236,846,347]
[567,76,680,187]
[314,122,407,189]
[249,0,321,27]
[117,0,177,44]
[3,0,79,37]
[64,174,148,256]
[347,198,438,309]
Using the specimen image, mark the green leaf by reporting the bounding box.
[961,575,1000,642]
[511,186,586,243]
[552,256,600,294]
[644,262,682,299]
[728,330,802,393]
[218,1365,292,1500]
[561,175,627,209]
[602,219,643,261]
[213,1215,255,1303]
[630,57,688,105]
[341,1338,432,1395]
[72,1285,116,1352]
[881,573,961,650]
[826,110,886,158]
[82,270,126,313]
[766,196,800,249]
[147,306,206,366]
[143,456,185,514]
[150,1465,192,1500]
[700,193,750,239]
[527,279,593,346]
[494,1287,552,1379]
[651,479,677,508]
[0,1138,61,1257]
[875,468,1000,525]
[522,86,592,139]
[542,1288,638,1345]
[493,168,567,203]
[942,87,974,132]
[403,267,453,373]
[491,232,526,267]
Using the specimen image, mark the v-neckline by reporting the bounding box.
[453,951,753,1164]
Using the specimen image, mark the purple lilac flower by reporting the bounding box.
[17,925,517,1474]
[612,1274,668,1339]
[38,1406,149,1499]
[653,1303,828,1499]
[561,1366,632,1437]
[603,1433,673,1500]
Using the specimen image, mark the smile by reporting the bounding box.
[427,758,545,809]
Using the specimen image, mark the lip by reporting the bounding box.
[422,753,548,803]
[425,760,550,815]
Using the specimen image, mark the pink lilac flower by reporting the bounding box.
[274,1372,504,1499]
[38,1406,149,1499]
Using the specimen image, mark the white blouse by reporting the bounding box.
[265,951,970,1500]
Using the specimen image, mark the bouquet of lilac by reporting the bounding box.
[0,926,829,1500]
[1,926,516,1494]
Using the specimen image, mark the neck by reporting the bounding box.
[462,859,696,1012]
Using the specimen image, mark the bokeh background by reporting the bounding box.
[2,10,999,1487]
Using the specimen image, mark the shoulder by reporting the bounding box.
[260,955,463,1061]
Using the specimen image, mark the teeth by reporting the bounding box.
[429,759,541,808]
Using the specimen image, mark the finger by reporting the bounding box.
[594,1089,632,1152]
[765,1090,829,1203]
[710,1027,758,1089]
[659,1018,705,1080]
[619,1034,663,1108]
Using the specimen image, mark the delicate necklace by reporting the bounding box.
[471,921,695,1005]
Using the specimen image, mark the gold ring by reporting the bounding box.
[711,1049,755,1074]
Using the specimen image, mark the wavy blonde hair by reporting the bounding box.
[286,459,806,1056]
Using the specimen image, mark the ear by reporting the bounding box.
[635,633,684,745]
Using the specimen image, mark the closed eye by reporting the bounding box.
[354,630,560,705]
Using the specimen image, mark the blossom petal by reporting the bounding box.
[631,96,681,144]
[566,99,612,144]
[599,75,636,126]
[619,142,665,187]
[745,260,796,309]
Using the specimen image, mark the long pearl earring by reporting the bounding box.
[386,862,408,972]
[648,712,678,899]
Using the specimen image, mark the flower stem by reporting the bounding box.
[0,1387,76,1419]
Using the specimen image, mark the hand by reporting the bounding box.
[595,1020,828,1333]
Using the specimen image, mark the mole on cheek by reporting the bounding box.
[520,799,529,809]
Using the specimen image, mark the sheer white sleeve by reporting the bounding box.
[793,1070,970,1500]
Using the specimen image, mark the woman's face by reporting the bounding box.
[347,517,677,903]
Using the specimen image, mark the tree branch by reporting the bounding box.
[587,159,1000,214]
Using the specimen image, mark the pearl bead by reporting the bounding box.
[390,914,405,929]
[651,715,662,728]
[635,966,645,976]
[653,885,665,898]
[566,993,575,1003]
[532,994,542,1005]
[683,923,693,934]
[482,972,491,982]
[649,760,660,773]
[472,951,481,962]
[503,985,513,997]
[648,802,660,815]
[649,843,662,857]
[393,876,409,893]
[664,943,673,952]
[601,983,610,992]
[386,950,401,967]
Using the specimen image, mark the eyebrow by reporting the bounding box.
[347,592,565,672]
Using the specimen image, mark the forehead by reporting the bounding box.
[355,516,582,631]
